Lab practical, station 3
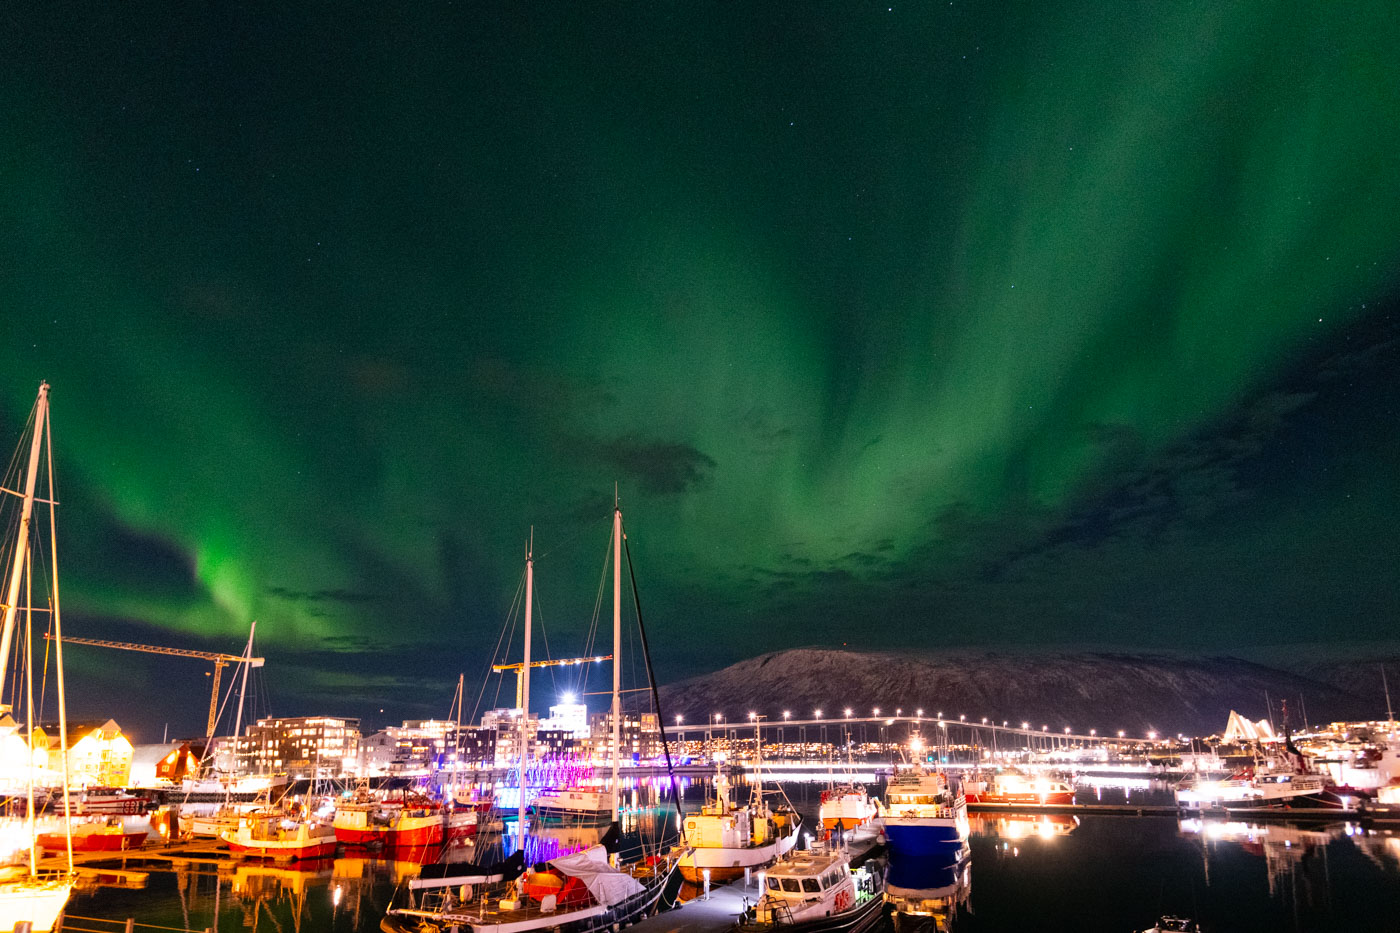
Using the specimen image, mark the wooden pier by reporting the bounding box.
[967,800,1400,823]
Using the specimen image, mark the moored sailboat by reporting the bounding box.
[0,383,75,932]
[382,505,684,933]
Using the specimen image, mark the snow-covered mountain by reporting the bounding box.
[657,648,1371,737]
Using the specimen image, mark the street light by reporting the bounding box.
[783,711,791,721]
[1118,730,1125,739]
[873,707,880,716]
[676,714,683,725]
[844,708,853,719]
[815,709,823,719]
[959,714,966,722]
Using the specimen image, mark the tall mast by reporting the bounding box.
[45,396,74,874]
[517,536,534,854]
[230,623,257,764]
[0,382,49,711]
[453,672,464,799]
[611,503,622,823]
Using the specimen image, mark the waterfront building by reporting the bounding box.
[235,715,361,777]
[587,711,662,763]
[28,719,134,787]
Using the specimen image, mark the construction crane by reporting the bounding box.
[491,655,611,709]
[49,635,264,738]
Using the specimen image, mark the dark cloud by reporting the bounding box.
[264,586,381,604]
[580,435,717,496]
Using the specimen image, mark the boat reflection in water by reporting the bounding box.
[884,846,971,933]
[968,811,1078,841]
[1178,817,1345,903]
[228,858,334,933]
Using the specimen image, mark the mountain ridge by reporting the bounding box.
[656,647,1378,736]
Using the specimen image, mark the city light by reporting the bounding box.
[844,708,853,718]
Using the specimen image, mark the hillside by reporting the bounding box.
[656,648,1371,737]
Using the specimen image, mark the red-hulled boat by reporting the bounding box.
[38,819,147,852]
[963,771,1075,806]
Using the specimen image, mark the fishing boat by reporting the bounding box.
[678,759,801,883]
[738,847,887,933]
[222,810,338,861]
[962,769,1075,806]
[37,819,146,853]
[334,792,446,848]
[819,785,879,831]
[0,383,76,932]
[877,754,969,859]
[382,505,684,933]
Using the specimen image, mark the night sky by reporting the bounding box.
[3,2,1398,741]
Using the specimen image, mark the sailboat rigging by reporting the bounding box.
[383,503,685,933]
[0,382,75,932]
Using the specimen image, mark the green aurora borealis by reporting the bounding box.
[3,2,1398,737]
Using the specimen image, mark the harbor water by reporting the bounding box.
[63,775,1400,933]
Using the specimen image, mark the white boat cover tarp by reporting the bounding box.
[548,845,644,907]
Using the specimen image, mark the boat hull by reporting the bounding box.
[529,806,613,824]
[0,878,73,933]
[678,827,800,883]
[963,791,1074,806]
[226,840,339,861]
[37,830,146,852]
[739,890,888,933]
[881,819,969,858]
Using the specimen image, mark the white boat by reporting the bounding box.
[383,506,683,933]
[531,787,616,823]
[0,383,76,932]
[1174,757,1327,808]
[876,759,969,859]
[739,847,886,933]
[678,761,801,883]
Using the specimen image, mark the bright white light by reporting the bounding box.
[561,692,576,704]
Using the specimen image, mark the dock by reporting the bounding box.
[967,801,1400,823]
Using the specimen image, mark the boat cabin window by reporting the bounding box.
[802,878,821,893]
[776,878,802,893]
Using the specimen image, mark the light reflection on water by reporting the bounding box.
[65,776,1400,933]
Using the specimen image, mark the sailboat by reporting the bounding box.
[383,505,684,933]
[0,382,75,932]
[187,624,266,838]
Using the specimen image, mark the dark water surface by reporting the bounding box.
[64,777,1400,933]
